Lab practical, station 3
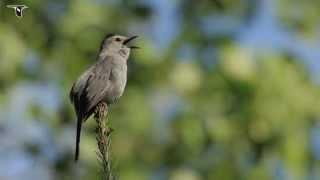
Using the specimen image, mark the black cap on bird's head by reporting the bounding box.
[104,33,116,40]
[99,34,139,52]
[99,33,115,51]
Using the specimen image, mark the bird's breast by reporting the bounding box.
[112,65,127,92]
[106,63,127,102]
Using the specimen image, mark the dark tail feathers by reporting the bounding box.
[75,117,82,162]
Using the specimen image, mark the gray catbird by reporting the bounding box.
[69,34,138,161]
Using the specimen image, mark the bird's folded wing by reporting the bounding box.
[83,57,114,115]
[70,56,113,119]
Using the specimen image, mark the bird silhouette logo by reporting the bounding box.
[6,5,28,18]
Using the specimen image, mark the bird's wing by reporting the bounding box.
[70,67,95,161]
[84,58,113,114]
[70,56,112,161]
[70,67,94,119]
[70,56,113,120]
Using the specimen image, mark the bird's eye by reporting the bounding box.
[115,38,121,42]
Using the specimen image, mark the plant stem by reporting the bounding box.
[94,102,114,180]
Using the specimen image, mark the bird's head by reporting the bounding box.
[99,34,138,59]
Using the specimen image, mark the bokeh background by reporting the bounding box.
[1,0,320,179]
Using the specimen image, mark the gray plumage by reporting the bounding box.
[69,34,138,161]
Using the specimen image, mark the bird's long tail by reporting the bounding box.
[75,117,82,162]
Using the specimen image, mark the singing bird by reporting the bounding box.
[69,34,138,161]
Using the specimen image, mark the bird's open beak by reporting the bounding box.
[123,36,139,49]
